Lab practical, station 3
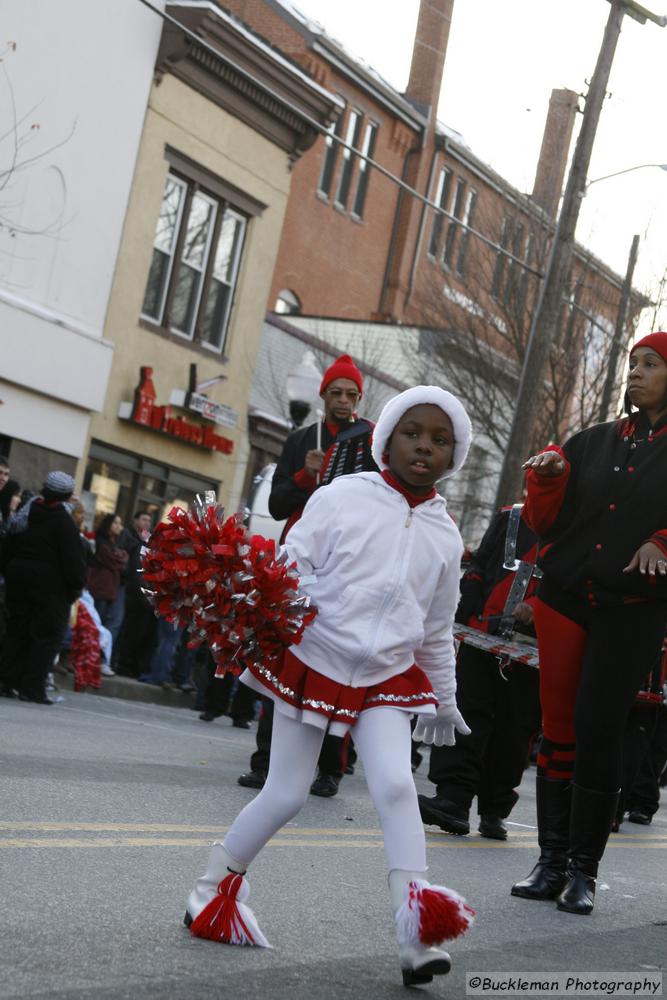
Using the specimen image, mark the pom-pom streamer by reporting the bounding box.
[140,493,316,674]
[395,880,475,947]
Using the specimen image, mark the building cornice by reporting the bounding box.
[156,3,341,160]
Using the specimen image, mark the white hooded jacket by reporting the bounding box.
[284,472,463,706]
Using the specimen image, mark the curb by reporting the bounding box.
[55,669,200,711]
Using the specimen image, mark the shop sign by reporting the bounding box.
[118,367,234,455]
[168,388,238,429]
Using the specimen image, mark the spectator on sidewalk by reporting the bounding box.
[68,500,114,679]
[87,513,128,655]
[139,617,183,689]
[115,510,156,677]
[0,471,86,703]
[0,456,10,493]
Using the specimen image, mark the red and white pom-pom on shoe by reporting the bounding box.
[184,843,271,948]
[389,869,474,987]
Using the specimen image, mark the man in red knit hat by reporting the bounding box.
[237,353,377,796]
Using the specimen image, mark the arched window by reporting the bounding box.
[274,289,301,315]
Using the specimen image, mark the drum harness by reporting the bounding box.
[495,503,543,678]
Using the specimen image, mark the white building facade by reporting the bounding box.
[0,0,164,487]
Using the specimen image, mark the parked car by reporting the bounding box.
[245,464,285,544]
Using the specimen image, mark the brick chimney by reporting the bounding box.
[404,0,455,120]
[532,88,579,218]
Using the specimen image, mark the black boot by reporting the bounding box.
[511,777,571,900]
[557,784,619,916]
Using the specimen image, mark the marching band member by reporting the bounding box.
[512,332,667,915]
[238,354,376,796]
[419,503,542,840]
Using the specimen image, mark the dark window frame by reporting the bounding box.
[491,215,512,300]
[141,151,263,356]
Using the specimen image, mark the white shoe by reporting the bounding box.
[185,842,271,947]
[100,665,115,677]
[389,869,473,986]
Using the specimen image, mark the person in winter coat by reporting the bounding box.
[87,513,128,654]
[0,478,22,653]
[183,386,475,987]
[115,510,155,677]
[511,331,667,915]
[0,471,86,703]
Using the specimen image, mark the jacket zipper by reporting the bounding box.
[349,500,415,681]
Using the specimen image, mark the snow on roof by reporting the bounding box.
[167,1,343,105]
[267,0,426,125]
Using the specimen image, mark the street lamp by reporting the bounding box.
[286,351,321,428]
[586,162,667,190]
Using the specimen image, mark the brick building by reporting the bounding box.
[207,0,646,540]
[216,1,640,340]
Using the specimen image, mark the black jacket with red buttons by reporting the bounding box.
[456,506,539,633]
[523,412,667,605]
[268,417,376,540]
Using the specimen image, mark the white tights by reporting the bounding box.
[224,706,426,873]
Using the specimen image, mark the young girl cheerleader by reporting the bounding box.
[184,385,475,986]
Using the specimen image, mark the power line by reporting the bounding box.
[135,0,546,277]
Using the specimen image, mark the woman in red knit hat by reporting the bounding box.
[511,332,667,915]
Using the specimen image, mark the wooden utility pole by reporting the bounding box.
[494,0,665,506]
[598,233,640,421]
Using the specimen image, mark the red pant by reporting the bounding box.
[533,591,665,790]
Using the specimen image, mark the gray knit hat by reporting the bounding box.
[43,470,76,497]
[371,385,472,480]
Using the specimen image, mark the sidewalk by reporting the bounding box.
[55,667,199,711]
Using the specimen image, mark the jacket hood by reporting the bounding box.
[371,385,472,480]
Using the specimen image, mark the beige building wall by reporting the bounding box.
[82,73,293,515]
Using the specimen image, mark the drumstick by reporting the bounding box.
[316,408,323,484]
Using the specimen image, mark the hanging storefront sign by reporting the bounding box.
[118,366,234,454]
[168,389,238,429]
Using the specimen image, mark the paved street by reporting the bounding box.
[1,693,665,1000]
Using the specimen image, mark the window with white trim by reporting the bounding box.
[352,120,378,218]
[455,188,477,275]
[318,107,346,198]
[428,167,452,258]
[142,172,247,354]
[335,109,363,209]
[443,177,467,269]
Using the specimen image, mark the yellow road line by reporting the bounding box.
[1,821,663,839]
[0,836,664,849]
[0,822,375,835]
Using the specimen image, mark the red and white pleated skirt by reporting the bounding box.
[241,649,437,736]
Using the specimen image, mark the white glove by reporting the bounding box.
[412,705,471,747]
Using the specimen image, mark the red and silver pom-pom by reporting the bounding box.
[395,880,475,947]
[140,492,316,673]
